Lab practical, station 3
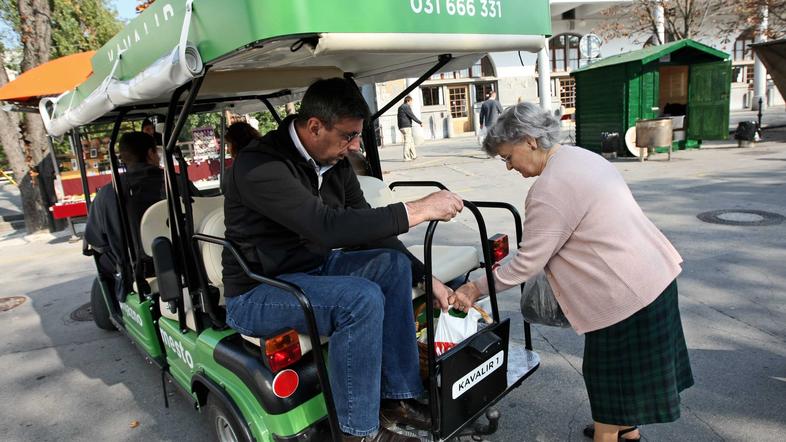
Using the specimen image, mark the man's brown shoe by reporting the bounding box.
[341,427,420,441]
[379,399,431,431]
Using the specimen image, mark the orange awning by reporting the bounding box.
[0,51,95,102]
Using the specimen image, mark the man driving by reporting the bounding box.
[222,78,462,441]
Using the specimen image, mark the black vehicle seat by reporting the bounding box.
[356,175,482,296]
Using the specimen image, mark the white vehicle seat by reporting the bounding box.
[356,176,482,297]
[196,200,328,352]
[139,196,223,332]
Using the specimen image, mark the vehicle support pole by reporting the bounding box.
[70,129,92,210]
[260,97,283,124]
[219,106,226,190]
[423,225,441,437]
[371,54,453,121]
[470,201,532,350]
[162,74,208,333]
[106,111,144,297]
[161,84,191,332]
[357,54,453,179]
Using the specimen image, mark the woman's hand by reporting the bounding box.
[431,277,453,312]
[449,281,482,313]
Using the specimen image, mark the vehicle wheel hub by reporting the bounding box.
[215,414,238,442]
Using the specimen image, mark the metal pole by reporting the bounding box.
[70,130,92,210]
[757,97,763,133]
[219,106,226,190]
[537,45,552,111]
[752,4,769,111]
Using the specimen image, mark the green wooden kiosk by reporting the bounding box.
[572,39,731,154]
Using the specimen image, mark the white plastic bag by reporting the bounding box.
[434,308,481,356]
[520,271,571,328]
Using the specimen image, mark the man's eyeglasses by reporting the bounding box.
[499,153,512,164]
[339,130,362,143]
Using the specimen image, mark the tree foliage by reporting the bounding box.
[0,0,121,232]
[0,0,122,58]
[599,0,784,44]
[51,0,123,58]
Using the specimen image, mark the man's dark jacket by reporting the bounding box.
[479,98,503,127]
[85,164,199,299]
[397,103,422,129]
[222,115,425,298]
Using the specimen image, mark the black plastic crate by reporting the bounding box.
[435,319,510,439]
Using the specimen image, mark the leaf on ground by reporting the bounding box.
[130,420,140,429]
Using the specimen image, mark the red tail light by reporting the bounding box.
[265,329,302,373]
[487,233,509,263]
[272,369,300,399]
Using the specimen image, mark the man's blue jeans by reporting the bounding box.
[225,249,424,436]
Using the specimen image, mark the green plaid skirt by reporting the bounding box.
[583,280,694,425]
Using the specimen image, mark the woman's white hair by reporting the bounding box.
[482,102,561,155]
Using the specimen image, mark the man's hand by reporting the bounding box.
[431,277,453,312]
[448,281,482,313]
[405,190,464,227]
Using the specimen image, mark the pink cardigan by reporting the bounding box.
[475,145,682,334]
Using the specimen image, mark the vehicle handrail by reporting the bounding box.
[467,201,532,351]
[191,233,342,442]
[388,180,448,191]
[422,199,500,434]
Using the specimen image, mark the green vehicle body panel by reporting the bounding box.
[120,293,163,360]
[687,61,731,141]
[573,39,730,153]
[158,317,328,441]
[54,0,551,119]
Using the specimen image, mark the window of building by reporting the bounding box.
[550,33,581,72]
[732,65,754,84]
[431,56,496,81]
[422,86,442,106]
[448,87,468,118]
[475,82,497,102]
[733,31,754,61]
[557,77,576,109]
[470,56,496,78]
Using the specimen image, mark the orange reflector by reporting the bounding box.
[272,369,300,398]
[265,329,302,373]
[488,233,509,263]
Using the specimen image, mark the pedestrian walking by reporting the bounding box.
[397,95,422,161]
[478,91,503,144]
[451,102,693,442]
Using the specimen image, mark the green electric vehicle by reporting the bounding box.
[42,1,552,440]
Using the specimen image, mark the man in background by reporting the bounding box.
[397,95,422,161]
[478,90,503,144]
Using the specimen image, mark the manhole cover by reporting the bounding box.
[0,296,27,312]
[697,209,785,226]
[70,302,94,322]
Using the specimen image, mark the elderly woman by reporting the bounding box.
[450,102,693,442]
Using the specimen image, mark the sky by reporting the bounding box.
[110,0,140,21]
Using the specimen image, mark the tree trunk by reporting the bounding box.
[11,0,55,233]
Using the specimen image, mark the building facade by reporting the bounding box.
[374,1,783,146]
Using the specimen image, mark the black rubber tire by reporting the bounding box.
[90,277,116,331]
[205,394,251,442]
